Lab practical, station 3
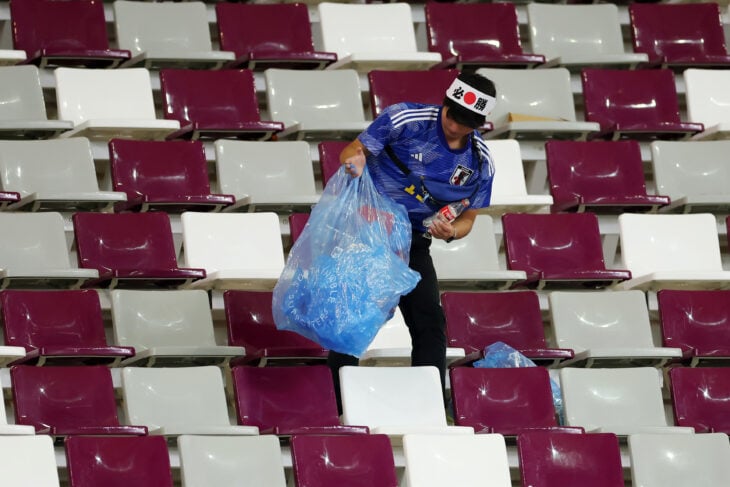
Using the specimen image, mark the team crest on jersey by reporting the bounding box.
[450,164,473,186]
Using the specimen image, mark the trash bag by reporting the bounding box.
[473,341,564,424]
[272,165,421,357]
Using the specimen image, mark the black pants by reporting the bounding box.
[328,232,446,412]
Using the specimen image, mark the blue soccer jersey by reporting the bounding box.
[358,102,495,233]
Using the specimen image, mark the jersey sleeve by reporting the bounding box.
[469,136,496,209]
[357,103,410,157]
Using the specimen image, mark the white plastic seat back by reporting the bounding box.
[215,140,318,209]
[402,434,512,487]
[180,212,285,289]
[111,289,218,349]
[527,4,647,66]
[560,367,689,435]
[0,66,49,121]
[0,50,26,66]
[0,212,73,272]
[628,433,730,487]
[651,140,730,210]
[486,139,553,212]
[0,436,60,486]
[264,68,368,138]
[684,69,730,129]
[178,435,287,487]
[122,366,256,435]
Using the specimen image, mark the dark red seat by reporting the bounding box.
[232,365,368,436]
[291,434,398,487]
[630,3,730,68]
[669,366,730,434]
[0,192,20,209]
[0,289,134,366]
[450,367,583,436]
[73,212,205,289]
[11,365,147,437]
[160,69,283,141]
[289,213,310,246]
[517,432,625,487]
[109,139,235,213]
[368,69,459,118]
[582,68,703,140]
[546,140,670,213]
[425,2,544,70]
[224,290,328,366]
[318,141,349,187]
[442,290,573,366]
[216,3,336,70]
[658,289,730,367]
[65,436,173,487]
[10,0,130,68]
[502,212,631,289]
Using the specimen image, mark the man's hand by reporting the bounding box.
[343,147,366,177]
[428,217,456,241]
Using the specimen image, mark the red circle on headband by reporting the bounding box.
[464,91,477,105]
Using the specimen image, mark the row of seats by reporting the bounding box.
[4,136,730,216]
[7,430,730,487]
[6,63,730,146]
[1,287,728,369]
[2,1,730,74]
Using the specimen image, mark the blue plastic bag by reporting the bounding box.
[473,341,564,424]
[272,166,421,357]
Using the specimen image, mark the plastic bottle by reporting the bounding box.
[422,199,470,228]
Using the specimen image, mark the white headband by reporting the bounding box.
[445,78,496,116]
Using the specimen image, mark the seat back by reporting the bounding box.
[651,140,730,201]
[430,214,504,280]
[0,138,100,196]
[403,434,511,487]
[160,69,262,126]
[10,0,111,57]
[232,365,340,431]
[0,436,59,486]
[109,139,213,199]
[618,213,724,276]
[288,213,310,245]
[55,67,157,125]
[318,3,418,56]
[110,290,217,349]
[122,366,232,431]
[1,290,107,349]
[476,67,577,125]
[340,366,447,429]
[518,432,624,487]
[66,436,173,487]
[629,3,729,62]
[502,212,607,274]
[178,435,287,487]
[629,433,730,487]
[527,4,628,60]
[658,289,730,358]
[582,68,683,130]
[0,65,49,121]
[486,139,530,201]
[442,290,547,354]
[684,68,730,127]
[669,367,730,433]
[180,212,285,276]
[549,290,655,352]
[560,367,668,431]
[546,140,650,206]
[0,212,74,272]
[215,3,316,58]
[223,290,327,358]
[214,140,317,203]
[73,212,179,273]
[114,1,213,55]
[264,68,366,127]
[11,365,121,431]
[290,434,398,487]
[368,69,458,118]
[450,367,559,433]
[318,141,349,187]
[425,2,526,60]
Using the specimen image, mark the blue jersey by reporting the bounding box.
[358,102,495,233]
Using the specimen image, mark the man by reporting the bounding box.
[329,72,497,408]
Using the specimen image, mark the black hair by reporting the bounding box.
[443,72,497,129]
